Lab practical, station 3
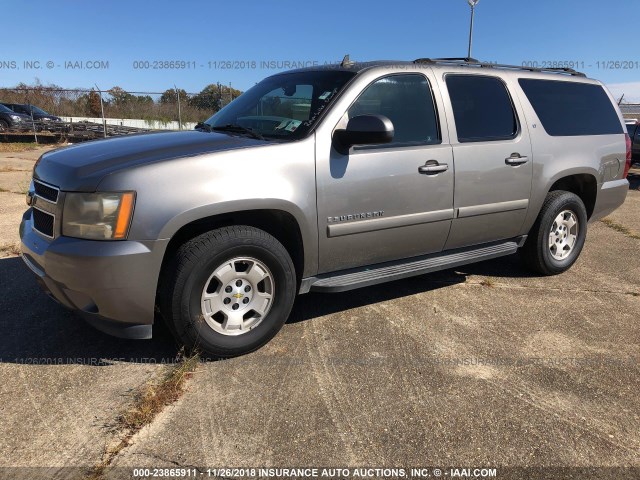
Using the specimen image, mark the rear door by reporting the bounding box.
[438,73,533,249]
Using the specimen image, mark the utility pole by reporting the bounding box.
[95,83,107,138]
[174,84,182,130]
[467,0,480,59]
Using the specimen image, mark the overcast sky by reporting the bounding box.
[1,0,638,100]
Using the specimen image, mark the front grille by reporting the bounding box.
[33,208,55,237]
[33,180,59,203]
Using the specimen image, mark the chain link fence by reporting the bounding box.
[0,85,238,142]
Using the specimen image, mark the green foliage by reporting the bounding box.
[160,88,188,105]
[188,84,242,112]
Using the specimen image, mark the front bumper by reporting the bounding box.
[19,209,169,339]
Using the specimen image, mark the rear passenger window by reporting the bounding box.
[519,79,623,136]
[446,75,518,142]
[348,74,440,146]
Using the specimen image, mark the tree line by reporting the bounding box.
[0,81,243,124]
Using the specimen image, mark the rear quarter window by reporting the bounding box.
[518,79,623,136]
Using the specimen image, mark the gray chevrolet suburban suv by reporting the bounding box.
[20,58,631,357]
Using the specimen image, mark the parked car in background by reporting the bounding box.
[20,58,630,357]
[625,119,640,165]
[0,103,32,131]
[0,103,62,122]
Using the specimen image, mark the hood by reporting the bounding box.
[2,112,31,121]
[34,130,268,191]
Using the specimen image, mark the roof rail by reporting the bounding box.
[414,57,586,77]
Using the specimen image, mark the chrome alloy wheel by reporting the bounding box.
[200,257,274,336]
[548,210,579,261]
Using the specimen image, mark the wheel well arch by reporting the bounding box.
[157,209,305,295]
[548,173,597,219]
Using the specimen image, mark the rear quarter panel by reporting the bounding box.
[513,75,627,233]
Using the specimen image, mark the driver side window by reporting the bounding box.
[348,74,441,146]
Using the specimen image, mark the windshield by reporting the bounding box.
[0,104,12,114]
[28,105,49,115]
[204,70,356,140]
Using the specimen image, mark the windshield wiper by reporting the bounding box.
[211,124,265,140]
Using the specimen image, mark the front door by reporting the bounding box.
[315,72,455,274]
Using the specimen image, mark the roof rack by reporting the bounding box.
[414,57,586,77]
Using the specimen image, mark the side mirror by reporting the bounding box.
[333,114,394,152]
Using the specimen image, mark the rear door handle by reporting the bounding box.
[505,153,529,166]
[419,161,449,175]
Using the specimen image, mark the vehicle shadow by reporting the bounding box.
[0,256,179,365]
[288,252,534,324]
[0,251,533,364]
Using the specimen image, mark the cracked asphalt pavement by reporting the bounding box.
[0,149,638,479]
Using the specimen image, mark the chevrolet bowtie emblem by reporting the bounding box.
[232,293,244,299]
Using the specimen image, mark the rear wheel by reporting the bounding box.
[0,120,8,132]
[160,226,297,358]
[521,191,587,275]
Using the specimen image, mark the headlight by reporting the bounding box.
[62,192,135,240]
[10,115,22,122]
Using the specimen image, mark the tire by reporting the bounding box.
[160,226,297,358]
[0,120,8,132]
[521,190,588,275]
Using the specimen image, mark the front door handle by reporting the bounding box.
[505,153,529,166]
[419,161,449,175]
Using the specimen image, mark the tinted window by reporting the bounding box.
[519,79,623,136]
[349,74,440,145]
[446,75,518,142]
[11,105,28,114]
[627,124,637,137]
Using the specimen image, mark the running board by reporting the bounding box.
[303,237,525,293]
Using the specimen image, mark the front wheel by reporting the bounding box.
[521,191,588,275]
[160,226,297,358]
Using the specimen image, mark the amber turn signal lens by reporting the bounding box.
[113,192,135,239]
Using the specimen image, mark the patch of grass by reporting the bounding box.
[0,242,21,256]
[16,180,30,195]
[85,350,200,480]
[480,277,496,288]
[0,142,40,153]
[601,218,640,240]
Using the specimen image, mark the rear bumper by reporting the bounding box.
[19,209,168,339]
[590,179,629,222]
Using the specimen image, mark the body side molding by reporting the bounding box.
[327,209,454,238]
